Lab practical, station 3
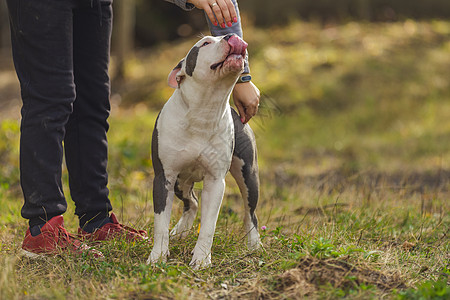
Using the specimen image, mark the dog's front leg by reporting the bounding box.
[190,177,225,269]
[147,172,176,265]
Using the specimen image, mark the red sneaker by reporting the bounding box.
[20,215,104,259]
[78,213,148,242]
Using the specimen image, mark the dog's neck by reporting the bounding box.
[174,77,237,133]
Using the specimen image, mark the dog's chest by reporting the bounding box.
[157,101,234,179]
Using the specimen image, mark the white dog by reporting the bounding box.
[147,34,261,269]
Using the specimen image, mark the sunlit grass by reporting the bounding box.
[0,20,449,299]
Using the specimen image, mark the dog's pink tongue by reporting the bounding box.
[228,35,248,56]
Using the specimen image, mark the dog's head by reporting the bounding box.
[168,34,248,89]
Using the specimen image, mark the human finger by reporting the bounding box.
[187,0,217,25]
[215,0,233,27]
[244,101,257,123]
[203,3,217,26]
[210,0,226,28]
[235,101,247,123]
[223,0,238,24]
[245,102,258,122]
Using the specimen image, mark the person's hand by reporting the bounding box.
[233,81,260,124]
[187,0,237,28]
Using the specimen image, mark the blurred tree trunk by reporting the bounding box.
[357,0,371,20]
[112,0,135,80]
[0,0,11,53]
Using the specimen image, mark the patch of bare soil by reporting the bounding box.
[223,256,406,299]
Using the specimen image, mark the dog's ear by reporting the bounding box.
[168,59,185,89]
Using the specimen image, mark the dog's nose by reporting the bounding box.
[223,33,235,41]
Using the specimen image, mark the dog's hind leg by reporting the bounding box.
[230,155,261,250]
[170,179,198,238]
[229,108,261,250]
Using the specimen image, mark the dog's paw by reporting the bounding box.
[247,229,262,251]
[146,250,169,265]
[248,238,263,251]
[169,225,179,237]
[189,253,212,270]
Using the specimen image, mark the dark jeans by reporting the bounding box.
[7,0,113,227]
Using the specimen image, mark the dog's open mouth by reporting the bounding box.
[210,54,243,70]
[210,36,247,71]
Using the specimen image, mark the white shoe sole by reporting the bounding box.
[18,249,48,259]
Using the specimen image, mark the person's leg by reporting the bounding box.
[7,0,76,228]
[65,0,113,228]
[69,1,148,241]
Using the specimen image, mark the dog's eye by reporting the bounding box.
[201,41,211,47]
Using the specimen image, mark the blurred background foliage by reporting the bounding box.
[1,0,449,57]
[131,0,450,47]
[0,0,448,181]
[1,0,449,71]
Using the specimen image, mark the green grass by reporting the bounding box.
[0,20,449,299]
